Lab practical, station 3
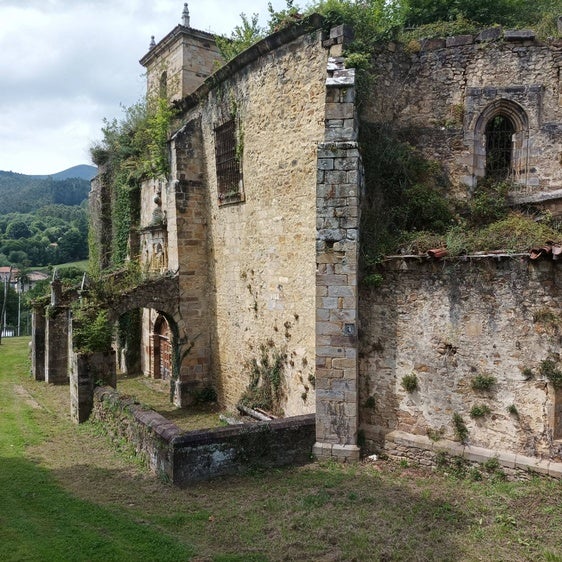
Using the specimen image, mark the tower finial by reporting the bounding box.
[149,35,156,50]
[182,3,190,27]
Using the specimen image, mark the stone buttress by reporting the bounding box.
[314,37,363,461]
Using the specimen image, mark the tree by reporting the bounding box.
[6,220,32,240]
[215,12,264,62]
[401,0,548,28]
[58,228,88,262]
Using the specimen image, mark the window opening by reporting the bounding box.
[485,114,515,180]
[214,119,243,204]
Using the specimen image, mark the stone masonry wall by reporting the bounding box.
[359,257,562,461]
[92,386,315,485]
[363,32,562,199]
[178,25,327,415]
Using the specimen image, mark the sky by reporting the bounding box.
[0,0,290,175]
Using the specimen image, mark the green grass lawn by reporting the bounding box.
[33,260,89,273]
[0,338,191,561]
[2,336,562,561]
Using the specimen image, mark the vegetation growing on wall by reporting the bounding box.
[359,122,561,261]
[240,344,287,415]
[217,2,561,262]
[90,97,176,270]
[72,307,113,353]
[218,0,559,66]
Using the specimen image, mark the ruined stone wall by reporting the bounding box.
[89,167,112,270]
[359,257,562,460]
[139,178,169,275]
[363,33,562,198]
[178,27,327,415]
[92,386,315,485]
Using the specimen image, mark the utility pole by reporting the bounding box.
[0,267,11,344]
[17,282,21,337]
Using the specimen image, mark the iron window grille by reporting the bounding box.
[214,119,243,205]
[485,114,515,180]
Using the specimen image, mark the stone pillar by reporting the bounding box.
[168,118,212,407]
[313,54,361,461]
[45,306,70,385]
[31,308,46,381]
[70,351,116,423]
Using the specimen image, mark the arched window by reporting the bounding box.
[485,114,515,180]
[471,99,530,188]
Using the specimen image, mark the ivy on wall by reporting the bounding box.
[90,97,176,270]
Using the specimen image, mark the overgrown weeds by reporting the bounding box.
[240,343,287,415]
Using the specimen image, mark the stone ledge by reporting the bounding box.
[313,441,360,462]
[385,430,562,478]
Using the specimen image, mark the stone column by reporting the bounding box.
[45,306,70,384]
[31,308,46,381]
[44,277,71,385]
[313,54,362,461]
[70,351,116,423]
[168,118,212,407]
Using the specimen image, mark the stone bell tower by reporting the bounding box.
[140,3,223,101]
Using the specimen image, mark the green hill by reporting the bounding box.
[0,171,91,214]
[0,167,93,268]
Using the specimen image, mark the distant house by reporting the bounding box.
[0,267,49,293]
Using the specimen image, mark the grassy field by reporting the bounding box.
[2,337,562,561]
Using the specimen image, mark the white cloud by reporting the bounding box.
[0,0,291,174]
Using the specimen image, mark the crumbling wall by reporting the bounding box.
[92,386,315,485]
[359,257,562,460]
[363,32,562,199]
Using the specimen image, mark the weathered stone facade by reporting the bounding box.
[135,15,332,416]
[32,11,562,477]
[360,258,562,461]
[140,23,222,102]
[364,32,562,206]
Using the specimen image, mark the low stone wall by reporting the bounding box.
[384,430,562,481]
[92,387,316,485]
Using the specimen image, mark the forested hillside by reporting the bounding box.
[0,171,91,267]
[0,171,91,214]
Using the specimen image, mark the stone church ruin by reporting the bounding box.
[31,5,562,482]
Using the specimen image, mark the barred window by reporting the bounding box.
[485,114,515,180]
[214,119,243,205]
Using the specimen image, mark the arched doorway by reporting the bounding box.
[153,314,172,380]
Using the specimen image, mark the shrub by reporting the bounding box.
[539,359,562,389]
[470,404,491,418]
[452,412,469,443]
[362,273,384,287]
[401,373,419,392]
[466,180,510,227]
[507,404,519,417]
[471,374,496,392]
[240,345,287,415]
[73,308,113,353]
